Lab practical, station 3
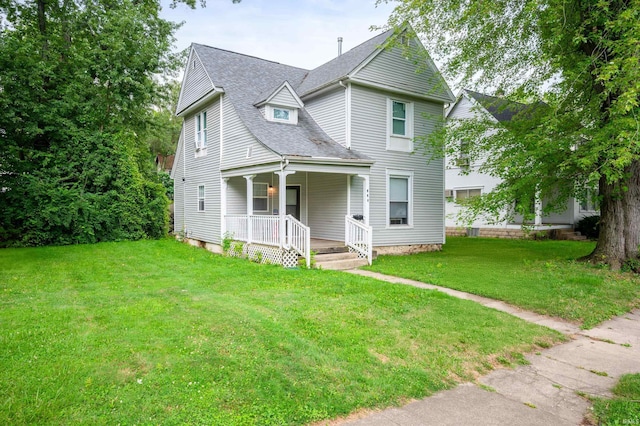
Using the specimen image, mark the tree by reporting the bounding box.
[384,0,640,270]
[0,0,187,246]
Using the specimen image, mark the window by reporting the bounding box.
[580,189,599,211]
[392,101,407,136]
[253,182,269,212]
[197,185,205,211]
[388,171,413,226]
[387,99,413,152]
[195,111,207,150]
[266,105,297,124]
[455,188,481,203]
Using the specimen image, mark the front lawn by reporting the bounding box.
[592,374,640,425]
[0,239,561,425]
[365,237,640,328]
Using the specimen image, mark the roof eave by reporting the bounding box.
[175,89,225,117]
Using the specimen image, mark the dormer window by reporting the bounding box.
[266,104,298,124]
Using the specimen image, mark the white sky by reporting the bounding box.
[159,0,397,70]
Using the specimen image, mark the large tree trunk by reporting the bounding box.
[585,160,640,270]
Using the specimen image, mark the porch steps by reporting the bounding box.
[314,251,368,270]
[550,229,588,241]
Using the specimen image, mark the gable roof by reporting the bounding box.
[193,44,370,161]
[464,90,529,122]
[296,29,395,97]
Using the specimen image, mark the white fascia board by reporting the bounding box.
[348,77,452,104]
[256,81,304,108]
[220,162,282,178]
[175,47,216,116]
[176,89,224,117]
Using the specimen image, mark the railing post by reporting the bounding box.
[247,215,253,244]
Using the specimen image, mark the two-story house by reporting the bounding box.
[171,27,455,268]
[445,89,598,238]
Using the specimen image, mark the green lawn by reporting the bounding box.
[365,237,640,328]
[0,239,561,425]
[592,374,640,425]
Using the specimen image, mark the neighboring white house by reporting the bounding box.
[171,27,455,267]
[445,89,598,237]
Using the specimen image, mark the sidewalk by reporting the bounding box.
[341,270,640,426]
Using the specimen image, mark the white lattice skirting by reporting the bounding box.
[348,244,369,259]
[227,242,300,267]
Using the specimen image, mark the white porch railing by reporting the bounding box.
[225,215,280,246]
[345,215,373,265]
[224,214,310,268]
[285,215,311,268]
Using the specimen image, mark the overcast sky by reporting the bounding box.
[159,0,397,70]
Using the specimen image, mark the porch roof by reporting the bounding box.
[220,158,372,178]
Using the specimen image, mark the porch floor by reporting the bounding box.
[310,238,347,254]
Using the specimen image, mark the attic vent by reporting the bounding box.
[246,146,252,158]
[192,60,196,69]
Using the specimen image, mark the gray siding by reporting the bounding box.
[350,84,444,246]
[269,86,300,108]
[350,175,364,217]
[354,45,448,100]
[173,134,185,234]
[177,50,214,113]
[181,96,222,244]
[221,95,280,170]
[308,173,348,241]
[304,88,346,146]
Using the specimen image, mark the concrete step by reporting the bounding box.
[314,245,349,255]
[315,252,368,270]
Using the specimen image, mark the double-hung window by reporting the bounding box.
[252,183,269,212]
[195,111,207,150]
[197,185,205,211]
[455,188,481,203]
[388,170,413,226]
[387,99,414,152]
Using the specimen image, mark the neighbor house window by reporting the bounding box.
[195,111,207,150]
[387,99,413,152]
[455,188,482,203]
[253,182,269,212]
[388,170,413,226]
[197,185,205,211]
[580,189,599,212]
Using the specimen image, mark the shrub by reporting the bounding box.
[575,215,600,239]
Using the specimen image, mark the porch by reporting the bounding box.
[221,166,373,268]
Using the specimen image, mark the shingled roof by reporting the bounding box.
[465,90,529,123]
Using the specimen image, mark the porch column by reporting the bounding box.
[358,174,370,225]
[220,177,229,238]
[534,189,543,226]
[243,175,256,215]
[275,170,296,247]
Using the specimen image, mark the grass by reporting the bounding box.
[365,237,640,328]
[0,239,562,425]
[591,374,640,425]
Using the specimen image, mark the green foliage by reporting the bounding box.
[365,237,640,328]
[385,1,640,264]
[592,374,640,425]
[0,239,562,424]
[0,0,185,246]
[576,215,601,240]
[157,171,174,201]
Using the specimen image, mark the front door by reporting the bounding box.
[286,186,300,220]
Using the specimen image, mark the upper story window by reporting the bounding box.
[195,111,207,152]
[387,98,414,152]
[266,105,298,125]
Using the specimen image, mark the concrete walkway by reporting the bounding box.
[340,270,640,426]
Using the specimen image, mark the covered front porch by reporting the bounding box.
[221,162,373,267]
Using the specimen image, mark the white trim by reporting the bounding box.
[386,98,414,152]
[386,169,414,228]
[220,178,229,237]
[350,77,453,104]
[219,94,224,164]
[243,175,256,215]
[265,104,298,124]
[176,47,216,116]
[345,82,352,148]
[197,184,206,212]
[176,89,224,117]
[346,175,351,217]
[252,182,270,213]
[256,81,304,108]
